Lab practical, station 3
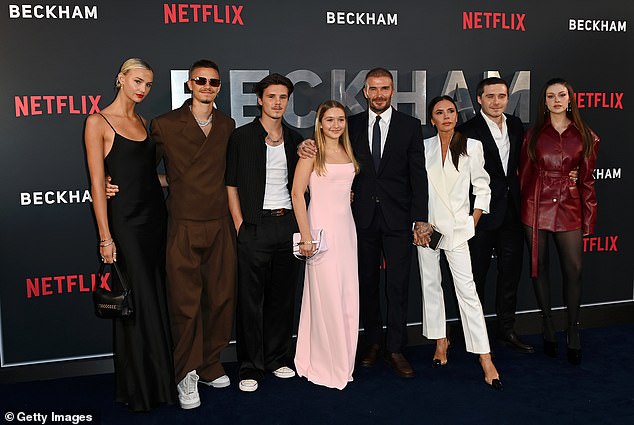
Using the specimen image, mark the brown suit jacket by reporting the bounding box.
[152,100,236,221]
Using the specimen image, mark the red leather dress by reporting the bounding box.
[519,120,599,277]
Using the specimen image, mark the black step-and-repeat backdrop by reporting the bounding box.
[1,1,631,369]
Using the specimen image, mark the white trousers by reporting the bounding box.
[417,242,491,354]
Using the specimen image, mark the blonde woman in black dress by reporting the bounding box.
[85,58,176,411]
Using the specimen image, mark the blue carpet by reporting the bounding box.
[1,324,633,424]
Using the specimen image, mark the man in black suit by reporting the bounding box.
[349,68,430,377]
[457,77,534,353]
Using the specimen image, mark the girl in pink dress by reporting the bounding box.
[292,100,360,389]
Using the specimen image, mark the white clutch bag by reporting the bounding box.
[292,229,328,260]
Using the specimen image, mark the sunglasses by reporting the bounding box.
[191,77,221,87]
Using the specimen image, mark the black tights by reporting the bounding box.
[524,226,583,348]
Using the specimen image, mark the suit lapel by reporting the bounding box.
[474,114,505,176]
[444,149,461,194]
[425,136,452,212]
[353,113,376,177]
[506,115,522,174]
[177,103,212,166]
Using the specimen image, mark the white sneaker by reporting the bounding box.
[238,379,258,392]
[177,370,201,409]
[272,366,296,379]
[200,374,230,388]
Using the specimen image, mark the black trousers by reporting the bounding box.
[357,204,413,353]
[468,198,524,336]
[236,213,299,381]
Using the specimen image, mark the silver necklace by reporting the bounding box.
[190,105,213,127]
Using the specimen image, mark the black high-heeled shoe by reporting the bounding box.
[486,378,503,391]
[479,355,503,391]
[432,358,447,368]
[432,339,450,368]
[566,323,582,365]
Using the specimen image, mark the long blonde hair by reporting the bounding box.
[313,100,360,176]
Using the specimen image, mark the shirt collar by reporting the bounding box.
[480,110,506,128]
[369,106,393,126]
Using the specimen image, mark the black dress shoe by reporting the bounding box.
[360,344,380,368]
[567,347,582,365]
[498,332,535,353]
[386,353,415,378]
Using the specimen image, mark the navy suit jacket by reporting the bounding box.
[348,107,428,230]
[458,112,524,231]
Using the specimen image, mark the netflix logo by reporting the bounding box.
[163,3,244,25]
[15,95,102,117]
[26,272,111,298]
[462,11,526,31]
[583,235,619,253]
[575,92,623,109]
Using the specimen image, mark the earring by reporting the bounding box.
[567,103,572,112]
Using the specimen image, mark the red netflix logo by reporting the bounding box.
[575,92,623,109]
[163,3,244,25]
[463,11,526,31]
[15,95,101,117]
[26,272,111,298]
[583,235,618,252]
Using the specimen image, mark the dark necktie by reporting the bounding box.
[372,115,381,171]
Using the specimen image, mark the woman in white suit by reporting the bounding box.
[416,96,501,390]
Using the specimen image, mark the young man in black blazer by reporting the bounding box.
[226,74,304,392]
[457,77,534,353]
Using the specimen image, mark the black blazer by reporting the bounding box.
[458,112,524,231]
[349,108,428,231]
[225,118,303,224]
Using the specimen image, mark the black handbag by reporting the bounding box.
[93,261,134,319]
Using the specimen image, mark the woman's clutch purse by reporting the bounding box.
[428,226,444,250]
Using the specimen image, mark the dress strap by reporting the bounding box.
[98,113,118,134]
[135,113,149,137]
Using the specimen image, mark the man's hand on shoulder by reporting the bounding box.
[297,139,317,159]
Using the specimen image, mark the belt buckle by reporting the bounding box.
[271,208,285,217]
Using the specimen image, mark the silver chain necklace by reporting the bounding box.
[189,105,213,127]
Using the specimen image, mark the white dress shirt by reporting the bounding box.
[480,110,510,175]
[367,106,393,157]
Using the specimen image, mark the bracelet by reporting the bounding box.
[100,238,113,243]
[299,241,313,245]
[100,241,115,247]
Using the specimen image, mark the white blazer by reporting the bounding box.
[424,136,491,250]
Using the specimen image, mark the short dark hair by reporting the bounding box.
[476,77,509,97]
[189,59,220,78]
[254,73,294,98]
[365,67,393,83]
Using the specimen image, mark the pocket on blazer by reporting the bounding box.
[568,185,580,199]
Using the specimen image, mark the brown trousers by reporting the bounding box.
[166,216,236,383]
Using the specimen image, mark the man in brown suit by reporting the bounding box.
[152,59,236,409]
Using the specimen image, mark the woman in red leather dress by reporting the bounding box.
[519,78,599,365]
